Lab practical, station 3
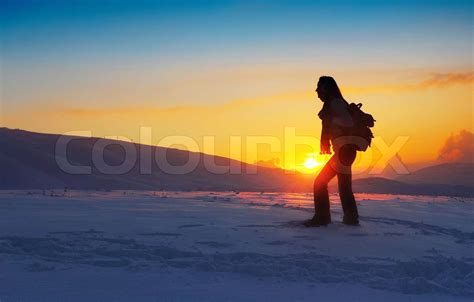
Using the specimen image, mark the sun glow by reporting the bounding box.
[297,153,329,173]
[304,157,320,169]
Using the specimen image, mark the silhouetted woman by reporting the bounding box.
[305,76,359,227]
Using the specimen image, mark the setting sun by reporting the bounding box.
[304,157,321,169]
[298,153,329,173]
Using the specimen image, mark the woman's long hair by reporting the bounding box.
[318,76,346,102]
[317,76,348,120]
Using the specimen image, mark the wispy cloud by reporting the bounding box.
[417,72,474,88]
[59,91,313,117]
[344,72,473,94]
[57,71,473,117]
[61,105,205,117]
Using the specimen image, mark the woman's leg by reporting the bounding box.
[337,172,358,222]
[336,145,359,224]
[312,156,337,223]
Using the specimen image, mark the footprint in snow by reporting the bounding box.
[178,224,205,228]
[139,232,182,237]
[195,241,232,248]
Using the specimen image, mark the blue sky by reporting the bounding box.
[2,0,472,68]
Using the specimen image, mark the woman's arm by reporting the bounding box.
[318,102,332,154]
[320,118,332,154]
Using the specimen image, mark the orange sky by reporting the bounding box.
[3,68,472,174]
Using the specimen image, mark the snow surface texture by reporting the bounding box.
[0,191,472,302]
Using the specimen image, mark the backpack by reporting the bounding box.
[347,102,375,151]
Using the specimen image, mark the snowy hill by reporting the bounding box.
[0,128,308,192]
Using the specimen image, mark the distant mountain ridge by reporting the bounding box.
[397,162,474,187]
[0,128,472,197]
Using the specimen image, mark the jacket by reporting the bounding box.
[318,98,353,153]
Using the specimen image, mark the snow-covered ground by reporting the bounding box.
[0,190,472,302]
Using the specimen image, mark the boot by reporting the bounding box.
[342,213,359,226]
[304,214,331,227]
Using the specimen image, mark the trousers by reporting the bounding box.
[313,144,359,221]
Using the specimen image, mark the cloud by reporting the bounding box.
[60,105,205,117]
[254,158,281,169]
[437,130,474,163]
[417,72,474,89]
[58,90,313,117]
[344,71,474,94]
[51,71,473,117]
